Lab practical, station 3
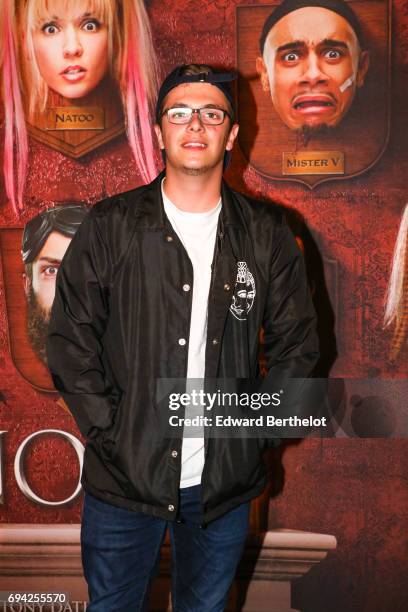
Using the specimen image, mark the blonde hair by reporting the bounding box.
[384,204,408,360]
[23,0,115,116]
[2,0,158,214]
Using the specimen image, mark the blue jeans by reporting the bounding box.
[81,486,250,611]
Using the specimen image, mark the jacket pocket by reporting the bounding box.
[97,392,125,458]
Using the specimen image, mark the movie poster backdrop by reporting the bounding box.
[0,1,407,610]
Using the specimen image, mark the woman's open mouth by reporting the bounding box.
[61,66,87,83]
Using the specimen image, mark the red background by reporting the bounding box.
[0,1,407,611]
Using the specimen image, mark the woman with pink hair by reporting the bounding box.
[1,0,158,215]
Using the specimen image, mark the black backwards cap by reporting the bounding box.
[22,204,88,264]
[259,0,364,54]
[155,64,237,123]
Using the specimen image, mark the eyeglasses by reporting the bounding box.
[162,106,231,125]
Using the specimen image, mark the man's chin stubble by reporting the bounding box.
[26,287,51,365]
[295,123,333,146]
[181,165,212,176]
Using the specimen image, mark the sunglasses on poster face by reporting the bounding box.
[22,205,88,264]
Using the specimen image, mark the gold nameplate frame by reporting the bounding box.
[46,107,105,131]
[282,151,345,175]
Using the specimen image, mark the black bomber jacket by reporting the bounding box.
[46,173,319,524]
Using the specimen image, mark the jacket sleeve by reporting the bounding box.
[260,216,319,447]
[46,206,117,441]
[262,214,319,382]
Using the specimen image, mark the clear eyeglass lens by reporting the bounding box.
[167,108,192,123]
[200,108,224,124]
[167,107,225,125]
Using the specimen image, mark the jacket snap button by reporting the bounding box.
[223,283,231,291]
[183,284,191,292]
[171,450,178,458]
[165,235,173,242]
[212,338,219,345]
[168,504,175,512]
[178,338,186,346]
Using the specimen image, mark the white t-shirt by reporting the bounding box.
[162,181,221,488]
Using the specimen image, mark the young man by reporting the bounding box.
[46,64,319,611]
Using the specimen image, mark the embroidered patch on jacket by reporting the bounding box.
[230,261,256,321]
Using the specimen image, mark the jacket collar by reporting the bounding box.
[130,170,246,231]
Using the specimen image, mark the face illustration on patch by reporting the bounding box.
[230,261,256,321]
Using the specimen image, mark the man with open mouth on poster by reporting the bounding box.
[256,0,370,137]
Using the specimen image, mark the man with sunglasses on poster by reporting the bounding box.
[47,64,318,611]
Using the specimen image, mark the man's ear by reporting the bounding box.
[225,123,239,151]
[22,272,31,297]
[356,50,370,87]
[154,123,165,150]
[256,56,270,92]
